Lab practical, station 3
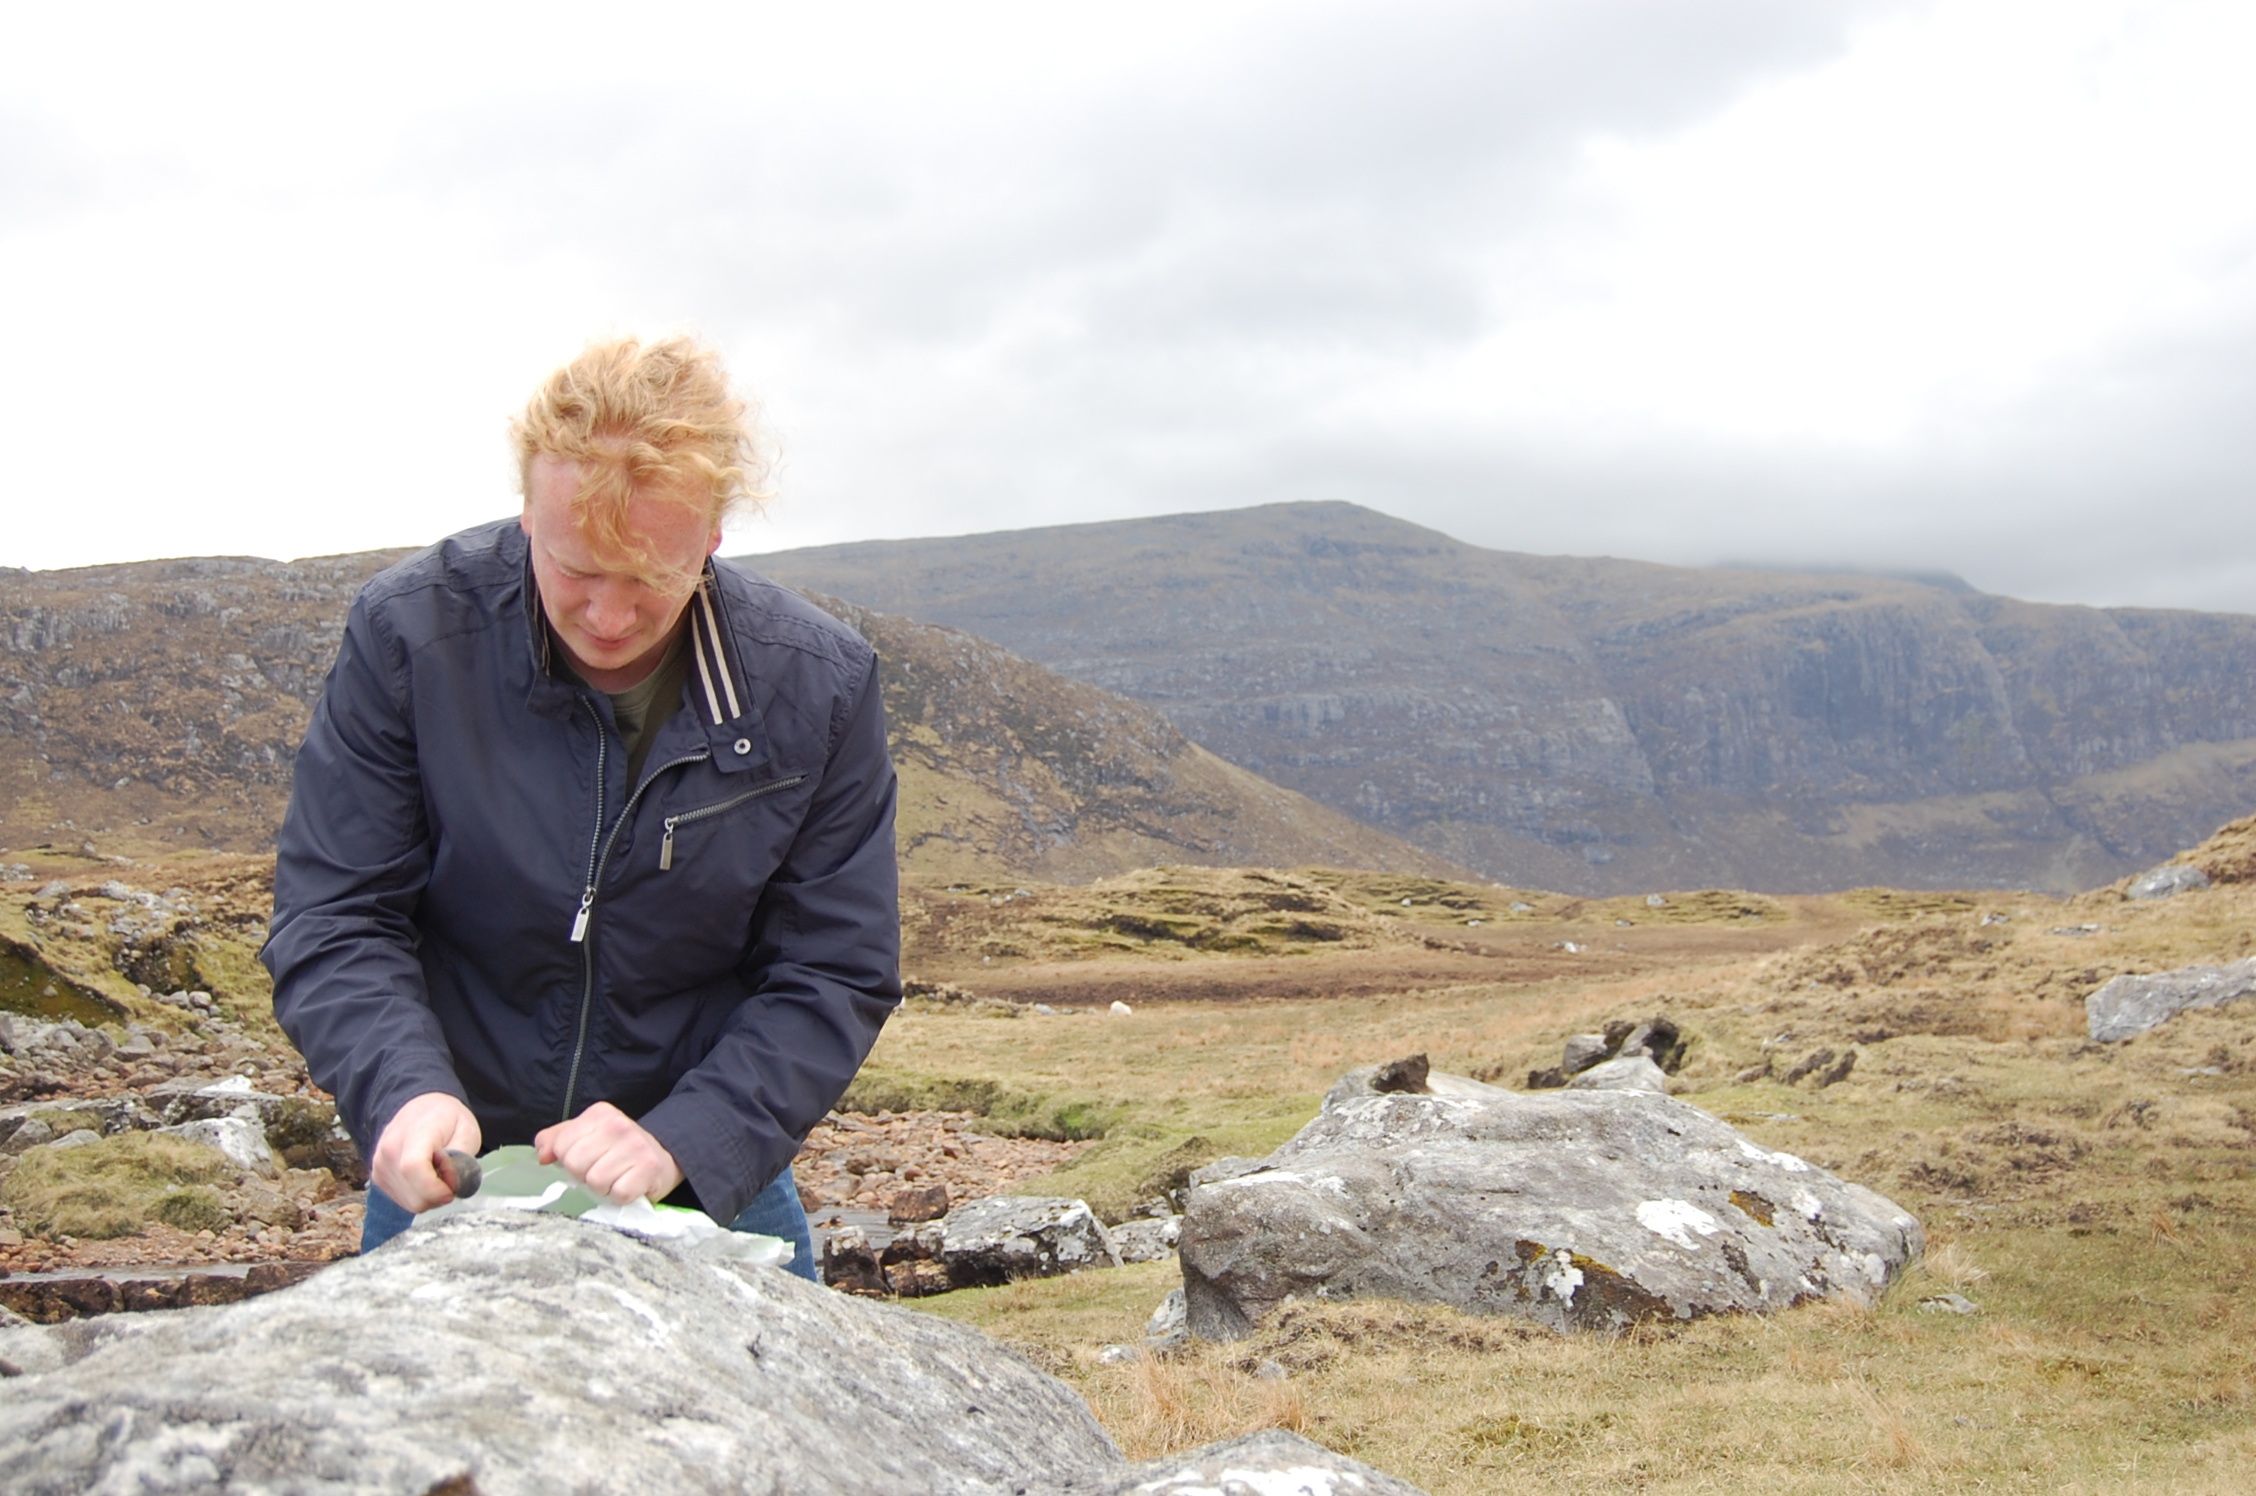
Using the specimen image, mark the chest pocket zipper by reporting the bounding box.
[659,774,808,870]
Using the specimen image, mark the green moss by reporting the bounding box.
[0,1132,237,1240]
[0,939,123,1025]
[836,1067,1125,1141]
[1016,1113,1308,1224]
[185,930,286,1045]
[263,1096,339,1151]
[153,1184,234,1234]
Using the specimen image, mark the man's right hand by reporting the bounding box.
[370,1092,483,1212]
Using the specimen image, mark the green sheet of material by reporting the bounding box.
[412,1145,792,1267]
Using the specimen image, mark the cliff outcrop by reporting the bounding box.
[757,502,2256,893]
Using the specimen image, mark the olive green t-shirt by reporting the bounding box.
[605,627,693,791]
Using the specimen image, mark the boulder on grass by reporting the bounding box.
[1110,1215,1182,1263]
[156,1115,280,1176]
[0,1212,1425,1495]
[1565,1054,1668,1093]
[2126,863,2210,900]
[937,1195,1120,1285]
[2087,957,2256,1041]
[1180,1087,1922,1341]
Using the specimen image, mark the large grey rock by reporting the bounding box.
[157,1115,281,1176]
[2126,863,2211,900]
[2088,957,2256,1041]
[1565,1054,1669,1093]
[0,1211,1426,1495]
[940,1195,1120,1284]
[1180,1088,1922,1340]
[1110,1214,1182,1263]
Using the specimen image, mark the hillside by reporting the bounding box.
[0,549,1447,883]
[752,502,2256,895]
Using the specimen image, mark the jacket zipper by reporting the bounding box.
[659,774,806,870]
[560,701,714,1120]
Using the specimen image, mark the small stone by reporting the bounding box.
[1919,1293,1980,1315]
[1144,1288,1187,1345]
[1252,1359,1288,1382]
[1561,1033,1611,1074]
[888,1183,951,1224]
[1097,1344,1139,1366]
[1109,1001,1133,1016]
[1111,1216,1182,1264]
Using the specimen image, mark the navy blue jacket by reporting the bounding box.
[262,519,900,1225]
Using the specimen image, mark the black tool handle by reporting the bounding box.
[439,1148,483,1200]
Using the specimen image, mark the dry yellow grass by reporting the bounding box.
[892,834,2256,1493]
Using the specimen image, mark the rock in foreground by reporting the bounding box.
[1180,1086,1922,1340]
[0,1212,1421,1495]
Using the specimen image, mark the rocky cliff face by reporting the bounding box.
[0,549,1447,882]
[755,503,2256,894]
[0,554,383,856]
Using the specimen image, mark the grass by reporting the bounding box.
[873,848,2256,1493]
[0,1132,236,1238]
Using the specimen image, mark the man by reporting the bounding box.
[262,336,899,1277]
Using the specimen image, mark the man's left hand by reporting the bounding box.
[534,1102,685,1204]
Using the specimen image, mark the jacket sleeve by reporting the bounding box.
[639,652,901,1224]
[261,592,467,1152]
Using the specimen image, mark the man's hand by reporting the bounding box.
[371,1092,483,1212]
[535,1101,684,1205]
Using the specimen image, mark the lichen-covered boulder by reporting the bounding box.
[2087,957,2256,1041]
[1565,1054,1668,1093]
[0,1212,1425,1494]
[1111,1215,1182,1263]
[940,1195,1120,1285]
[2125,863,2211,900]
[1180,1087,1922,1340]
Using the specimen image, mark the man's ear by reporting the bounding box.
[706,525,724,558]
[520,505,536,539]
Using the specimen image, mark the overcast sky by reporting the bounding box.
[4,0,2250,612]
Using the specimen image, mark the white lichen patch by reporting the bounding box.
[1736,1138,1810,1171]
[1540,1249,1585,1303]
[1636,1198,1721,1251]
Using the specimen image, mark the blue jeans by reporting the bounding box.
[360,1167,818,1283]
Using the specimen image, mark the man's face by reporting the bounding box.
[521,454,722,691]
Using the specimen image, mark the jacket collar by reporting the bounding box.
[684,573,742,728]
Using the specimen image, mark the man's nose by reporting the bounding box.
[585,581,639,634]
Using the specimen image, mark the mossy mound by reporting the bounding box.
[2188,812,2256,886]
[0,1132,236,1239]
[837,1067,1124,1141]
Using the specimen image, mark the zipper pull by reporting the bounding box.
[660,818,678,871]
[569,887,594,942]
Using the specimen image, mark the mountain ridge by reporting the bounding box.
[751,500,2256,894]
[0,548,1449,883]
